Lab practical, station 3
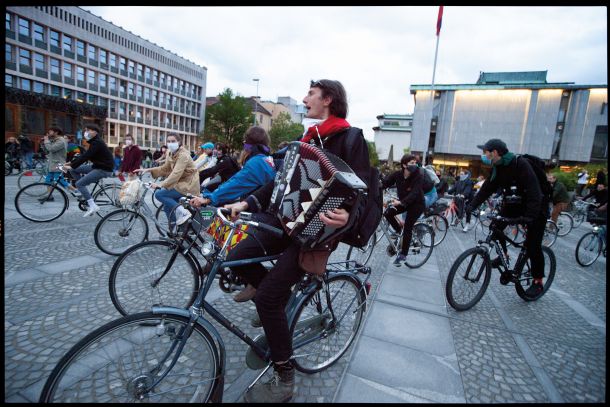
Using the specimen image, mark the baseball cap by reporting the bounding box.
[476,138,508,155]
[201,142,215,149]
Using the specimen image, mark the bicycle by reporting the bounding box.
[570,199,598,228]
[443,193,471,230]
[475,210,559,248]
[5,155,21,175]
[551,205,574,237]
[446,216,557,311]
[17,160,48,192]
[40,207,370,402]
[575,210,607,267]
[14,164,120,222]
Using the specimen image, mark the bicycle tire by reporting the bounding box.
[474,219,491,242]
[428,213,448,246]
[92,183,121,216]
[291,273,366,374]
[404,223,434,268]
[17,168,47,192]
[445,247,491,311]
[556,212,573,237]
[543,221,558,247]
[5,161,11,176]
[109,240,201,316]
[345,232,377,266]
[515,246,556,301]
[14,183,69,222]
[575,231,602,267]
[39,311,220,403]
[94,208,149,256]
[152,188,162,208]
[154,204,177,237]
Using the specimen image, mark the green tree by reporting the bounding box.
[367,141,379,167]
[268,112,304,149]
[204,88,252,152]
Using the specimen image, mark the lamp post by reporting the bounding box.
[252,78,259,125]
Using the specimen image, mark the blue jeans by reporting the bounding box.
[155,188,185,223]
[69,165,112,201]
[45,171,70,188]
[424,188,438,209]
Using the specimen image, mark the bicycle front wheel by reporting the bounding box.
[291,273,366,374]
[39,312,220,403]
[543,221,558,247]
[556,212,573,236]
[428,214,448,246]
[109,240,201,316]
[14,183,69,222]
[575,231,602,267]
[404,223,434,268]
[515,246,556,301]
[94,208,149,256]
[445,247,491,311]
[345,232,377,266]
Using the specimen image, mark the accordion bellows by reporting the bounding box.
[269,142,367,248]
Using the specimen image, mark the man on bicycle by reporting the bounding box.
[448,169,474,232]
[547,173,571,224]
[62,124,114,217]
[466,138,548,298]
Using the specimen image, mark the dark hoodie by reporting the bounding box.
[382,165,425,208]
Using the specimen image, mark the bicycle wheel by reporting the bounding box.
[5,161,11,176]
[94,208,149,256]
[154,204,175,237]
[556,212,573,236]
[575,231,602,267]
[291,273,366,374]
[152,188,162,208]
[109,240,201,316]
[515,246,556,301]
[93,183,121,216]
[17,168,47,193]
[571,210,585,228]
[404,223,434,268]
[345,232,377,266]
[445,247,491,311]
[543,221,558,247]
[39,312,220,403]
[14,183,69,222]
[474,219,491,242]
[427,214,448,246]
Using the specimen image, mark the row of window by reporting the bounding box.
[7,44,202,116]
[6,74,201,134]
[7,11,204,97]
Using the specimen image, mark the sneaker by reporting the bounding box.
[393,253,407,267]
[234,284,257,303]
[243,362,295,403]
[175,207,192,226]
[250,307,262,328]
[462,225,470,233]
[525,281,544,298]
[83,204,100,217]
[38,196,54,203]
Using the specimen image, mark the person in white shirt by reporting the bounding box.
[576,169,589,197]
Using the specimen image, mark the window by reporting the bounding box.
[88,69,96,85]
[18,17,30,36]
[77,66,85,81]
[145,66,151,80]
[50,57,60,74]
[62,34,72,51]
[137,85,143,98]
[180,80,185,92]
[88,94,96,104]
[109,99,116,113]
[50,30,60,47]
[144,87,150,100]
[99,49,107,64]
[128,60,135,75]
[160,72,165,86]
[120,57,126,71]
[109,76,116,90]
[76,91,85,102]
[88,44,96,60]
[5,74,14,87]
[173,77,178,89]
[128,82,134,96]
[33,23,44,41]
[99,73,107,88]
[119,102,126,115]
[119,79,126,93]
[5,44,13,62]
[591,125,608,159]
[152,89,158,102]
[33,81,45,93]
[34,53,45,70]
[21,78,31,91]
[19,48,31,66]
[51,85,61,96]
[98,97,108,107]
[109,52,116,67]
[137,63,143,78]
[153,69,158,83]
[63,62,72,78]
[159,92,165,105]
[5,12,11,31]
[63,88,72,99]
[76,39,85,56]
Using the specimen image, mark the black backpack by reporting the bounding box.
[516,154,553,215]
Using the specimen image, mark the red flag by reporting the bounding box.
[436,5,444,36]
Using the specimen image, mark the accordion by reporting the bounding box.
[269,142,367,248]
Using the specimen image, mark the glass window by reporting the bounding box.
[120,79,126,93]
[50,30,60,47]
[137,85,143,98]
[144,87,150,100]
[99,73,107,88]
[63,62,72,78]
[99,49,107,64]
[18,17,30,36]
[109,52,116,67]
[19,48,31,66]
[109,76,116,90]
[128,82,134,95]
[77,65,85,81]
[153,69,158,83]
[5,44,13,62]
[76,39,85,56]
[98,97,108,107]
[119,102,126,115]
[88,69,96,85]
[88,94,96,104]
[120,57,126,71]
[173,77,178,89]
[5,74,13,87]
[51,85,61,96]
[145,66,151,80]
[88,44,96,60]
[34,53,45,70]
[76,91,85,102]
[21,78,31,91]
[63,34,72,51]
[33,23,44,41]
[33,81,45,93]
[63,88,72,99]
[152,89,158,102]
[50,58,60,74]
[159,92,165,105]
[160,72,165,85]
[128,60,135,75]
[5,12,11,31]
[137,63,143,77]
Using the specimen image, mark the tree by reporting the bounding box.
[367,141,379,167]
[204,88,252,152]
[268,112,304,149]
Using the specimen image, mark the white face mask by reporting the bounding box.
[125,140,133,146]
[167,142,179,152]
[84,131,92,140]
[301,117,324,135]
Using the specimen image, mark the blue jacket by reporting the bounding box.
[203,153,275,206]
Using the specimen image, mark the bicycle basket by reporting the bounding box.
[206,217,249,253]
[119,179,143,205]
[586,209,606,225]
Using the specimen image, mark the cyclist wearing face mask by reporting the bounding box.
[118,134,142,177]
[448,169,475,232]
[62,124,114,217]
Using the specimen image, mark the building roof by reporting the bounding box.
[376,114,413,120]
[477,71,548,84]
[247,98,272,116]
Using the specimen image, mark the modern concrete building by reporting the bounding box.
[5,6,207,151]
[277,96,306,124]
[372,114,413,162]
[410,71,607,173]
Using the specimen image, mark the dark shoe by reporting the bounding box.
[244,362,295,403]
[525,281,544,298]
[393,253,407,267]
[234,284,257,303]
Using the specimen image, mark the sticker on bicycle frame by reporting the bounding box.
[199,210,214,220]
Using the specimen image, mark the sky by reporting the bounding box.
[82,6,607,141]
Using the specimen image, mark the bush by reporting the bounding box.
[550,163,607,192]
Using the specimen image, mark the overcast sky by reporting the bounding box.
[82,6,607,141]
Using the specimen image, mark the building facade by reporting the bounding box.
[5,6,207,152]
[372,113,413,162]
[410,71,607,173]
[277,96,306,124]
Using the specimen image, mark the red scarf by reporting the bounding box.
[300,116,351,145]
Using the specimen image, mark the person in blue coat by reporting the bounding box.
[189,126,275,207]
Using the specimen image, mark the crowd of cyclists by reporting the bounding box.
[7,78,608,403]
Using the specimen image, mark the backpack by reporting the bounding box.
[516,154,553,215]
[419,167,435,194]
[425,167,441,185]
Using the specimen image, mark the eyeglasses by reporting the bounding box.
[310,80,325,88]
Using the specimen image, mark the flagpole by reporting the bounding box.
[423,5,443,166]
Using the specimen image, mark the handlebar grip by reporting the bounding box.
[253,221,284,238]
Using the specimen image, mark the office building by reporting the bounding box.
[372,113,413,162]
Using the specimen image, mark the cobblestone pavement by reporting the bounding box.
[4,173,606,403]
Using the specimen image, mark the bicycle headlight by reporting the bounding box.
[593,226,599,232]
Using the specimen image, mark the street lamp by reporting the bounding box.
[252,78,259,125]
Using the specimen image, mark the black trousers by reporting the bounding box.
[384,202,424,255]
[455,196,472,224]
[226,212,304,363]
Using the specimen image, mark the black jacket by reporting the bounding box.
[583,188,608,206]
[382,169,425,208]
[449,178,474,200]
[199,154,239,183]
[70,136,114,172]
[468,156,544,220]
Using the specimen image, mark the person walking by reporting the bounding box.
[576,169,589,197]
[118,134,142,177]
[547,173,571,224]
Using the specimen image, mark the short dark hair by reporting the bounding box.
[48,126,63,135]
[400,154,418,166]
[125,133,133,140]
[166,132,182,144]
[215,142,229,154]
[85,124,101,134]
[244,126,270,146]
[310,79,348,119]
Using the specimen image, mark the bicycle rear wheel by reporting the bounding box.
[543,221,558,247]
[427,214,448,246]
[93,183,121,216]
[445,247,491,311]
[556,212,573,236]
[39,312,220,403]
[575,231,602,267]
[109,240,201,316]
[404,223,434,268]
[515,246,556,301]
[291,273,366,374]
[14,183,69,222]
[17,168,47,193]
[345,232,377,266]
[94,208,149,256]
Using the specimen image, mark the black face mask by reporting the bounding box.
[405,164,419,175]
